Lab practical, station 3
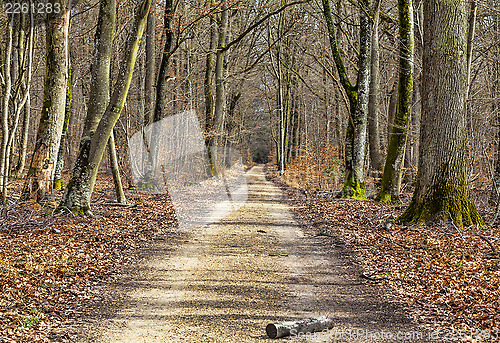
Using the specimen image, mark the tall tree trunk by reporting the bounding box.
[378,0,414,203]
[386,83,397,148]
[152,0,174,121]
[108,130,127,204]
[210,3,229,171]
[12,90,30,178]
[12,10,34,179]
[60,0,151,215]
[204,0,217,176]
[398,0,483,228]
[345,7,371,199]
[144,0,156,126]
[322,0,371,199]
[59,0,115,210]
[54,66,73,189]
[368,0,383,172]
[24,2,70,202]
[0,14,13,203]
[141,0,174,185]
[6,13,34,188]
[490,1,500,205]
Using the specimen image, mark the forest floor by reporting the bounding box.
[0,165,498,342]
[269,169,500,342]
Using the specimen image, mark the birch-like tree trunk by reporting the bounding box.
[0,14,13,203]
[54,66,73,189]
[398,0,483,228]
[378,0,414,203]
[107,130,126,203]
[24,1,70,202]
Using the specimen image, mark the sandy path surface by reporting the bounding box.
[75,165,427,342]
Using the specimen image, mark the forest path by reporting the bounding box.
[76,165,423,342]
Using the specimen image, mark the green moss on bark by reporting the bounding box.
[398,179,484,228]
[341,177,366,200]
[377,191,393,204]
[53,179,64,190]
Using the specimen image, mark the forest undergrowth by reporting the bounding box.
[0,172,178,342]
[268,163,500,341]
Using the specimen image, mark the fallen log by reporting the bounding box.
[266,316,334,339]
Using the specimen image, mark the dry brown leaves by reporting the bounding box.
[0,173,177,342]
[269,171,500,340]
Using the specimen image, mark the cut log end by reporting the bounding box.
[266,323,279,339]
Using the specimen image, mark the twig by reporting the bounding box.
[374,231,407,248]
[100,203,138,208]
[476,234,498,256]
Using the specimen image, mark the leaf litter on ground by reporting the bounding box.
[0,172,178,342]
[267,169,500,342]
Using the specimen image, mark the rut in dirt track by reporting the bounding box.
[76,165,423,343]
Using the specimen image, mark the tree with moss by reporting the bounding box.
[378,0,414,204]
[24,0,70,202]
[53,66,73,190]
[398,0,483,228]
[60,0,152,215]
[321,0,371,199]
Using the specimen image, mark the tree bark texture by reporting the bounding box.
[142,0,173,183]
[25,2,70,202]
[54,66,73,189]
[343,2,371,199]
[12,89,31,178]
[378,0,414,203]
[322,0,371,199]
[266,316,334,339]
[490,3,500,205]
[398,0,483,228]
[12,12,35,179]
[144,0,156,126]
[59,0,116,212]
[0,15,13,202]
[368,0,383,172]
[61,0,151,215]
[210,3,229,171]
[107,130,127,204]
[204,0,217,176]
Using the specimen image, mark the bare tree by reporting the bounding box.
[378,0,414,203]
[322,0,371,199]
[24,0,70,202]
[398,0,483,227]
[60,0,152,215]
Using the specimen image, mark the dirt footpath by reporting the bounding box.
[75,165,427,342]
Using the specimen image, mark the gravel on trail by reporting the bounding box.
[74,165,429,342]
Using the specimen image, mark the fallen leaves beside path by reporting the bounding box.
[274,175,500,339]
[0,173,178,342]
